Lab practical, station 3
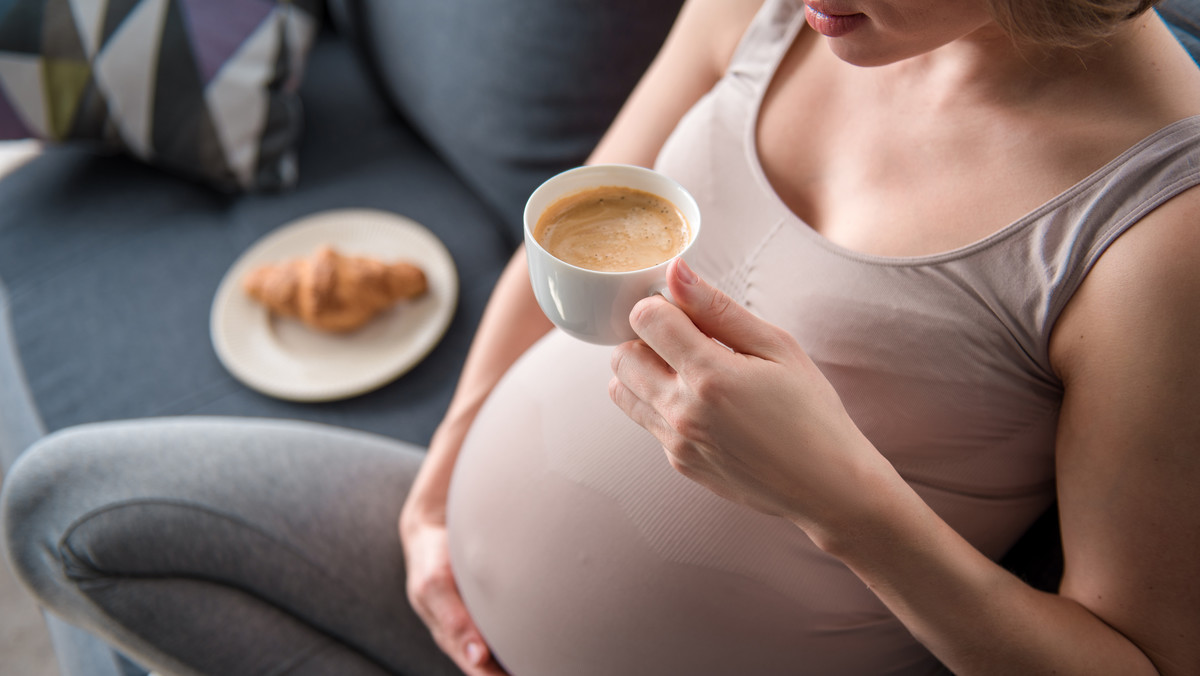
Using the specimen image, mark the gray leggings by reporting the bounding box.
[0,417,464,676]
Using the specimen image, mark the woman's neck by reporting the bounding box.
[869,15,1170,114]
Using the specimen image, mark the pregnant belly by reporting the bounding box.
[446,332,940,676]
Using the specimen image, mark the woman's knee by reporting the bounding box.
[1,426,109,603]
[1,420,236,601]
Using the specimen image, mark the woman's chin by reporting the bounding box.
[822,36,916,68]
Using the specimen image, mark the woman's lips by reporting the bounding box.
[804,4,867,37]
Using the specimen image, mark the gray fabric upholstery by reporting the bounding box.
[0,280,44,471]
[0,33,512,447]
[0,0,692,448]
[342,0,686,245]
[0,6,684,675]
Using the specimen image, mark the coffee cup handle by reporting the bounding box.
[650,281,676,305]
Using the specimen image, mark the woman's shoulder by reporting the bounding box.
[1022,15,1200,205]
[1048,175,1200,385]
[1107,14,1200,127]
[671,0,774,78]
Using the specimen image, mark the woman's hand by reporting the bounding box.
[608,259,896,543]
[400,510,509,676]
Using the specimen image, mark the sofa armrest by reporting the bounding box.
[0,279,45,471]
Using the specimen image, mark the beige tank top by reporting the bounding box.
[447,1,1200,674]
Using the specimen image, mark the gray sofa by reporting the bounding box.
[0,1,682,673]
[2,0,1198,674]
[0,0,684,465]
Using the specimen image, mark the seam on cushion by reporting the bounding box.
[263,637,331,676]
[145,378,247,418]
[56,497,371,609]
[4,215,196,305]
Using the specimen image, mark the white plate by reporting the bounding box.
[211,209,458,402]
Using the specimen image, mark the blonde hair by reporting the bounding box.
[991,0,1159,48]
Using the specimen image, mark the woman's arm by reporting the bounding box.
[398,1,762,673]
[398,249,551,676]
[588,0,763,167]
[1044,184,1200,673]
[402,0,759,526]
[400,0,760,538]
[609,185,1200,674]
[843,184,1200,675]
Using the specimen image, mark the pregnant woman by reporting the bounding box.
[5,0,1200,674]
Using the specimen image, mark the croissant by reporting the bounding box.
[243,245,428,332]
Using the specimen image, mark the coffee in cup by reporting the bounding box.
[524,164,701,345]
[532,186,690,273]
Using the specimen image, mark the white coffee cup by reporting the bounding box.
[524,164,701,345]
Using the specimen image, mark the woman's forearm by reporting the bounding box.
[403,247,553,524]
[816,466,1159,676]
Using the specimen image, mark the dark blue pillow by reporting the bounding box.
[339,0,686,245]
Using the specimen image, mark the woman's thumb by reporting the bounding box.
[465,639,486,665]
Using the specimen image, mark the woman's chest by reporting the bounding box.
[753,48,1137,259]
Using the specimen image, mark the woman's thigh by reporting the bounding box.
[1,416,460,676]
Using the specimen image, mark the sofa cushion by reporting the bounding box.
[339,0,685,245]
[0,0,320,191]
[0,32,512,446]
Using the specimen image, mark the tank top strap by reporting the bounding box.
[724,0,808,91]
[1025,115,1200,360]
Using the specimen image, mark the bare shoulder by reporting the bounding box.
[1049,183,1200,674]
[1051,183,1200,381]
[671,0,769,77]
[588,0,767,166]
[1051,182,1200,442]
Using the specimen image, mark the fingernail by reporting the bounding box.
[466,641,484,664]
[676,258,698,285]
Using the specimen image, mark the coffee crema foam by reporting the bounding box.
[534,186,690,272]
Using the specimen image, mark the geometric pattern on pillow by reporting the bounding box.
[0,0,320,191]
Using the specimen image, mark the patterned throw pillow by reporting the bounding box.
[0,0,320,191]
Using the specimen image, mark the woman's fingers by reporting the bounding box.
[405,527,510,675]
[629,259,794,381]
[425,584,480,661]
[627,294,713,376]
[674,259,788,355]
[430,587,510,675]
[421,574,508,674]
[610,339,675,399]
[608,374,671,446]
